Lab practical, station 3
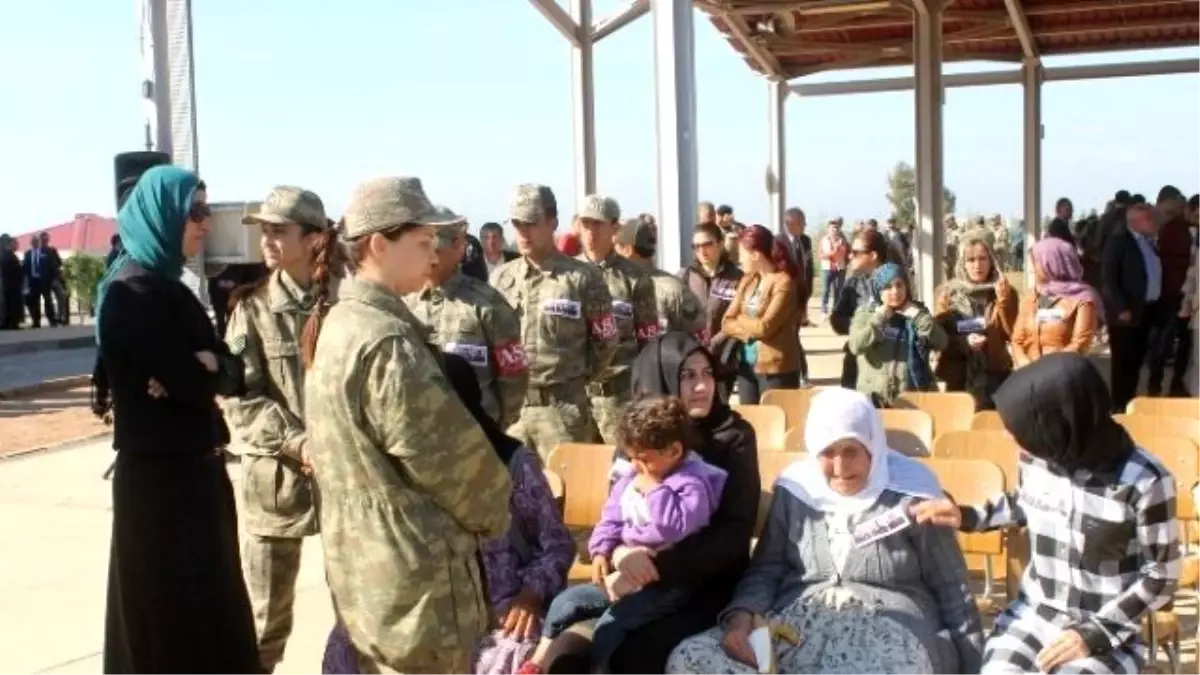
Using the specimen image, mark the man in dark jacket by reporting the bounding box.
[1146,185,1194,396]
[1101,203,1162,411]
[0,234,24,329]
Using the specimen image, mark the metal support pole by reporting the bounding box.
[142,0,206,304]
[571,0,597,204]
[912,1,945,304]
[1022,60,1043,286]
[651,0,699,273]
[767,79,788,235]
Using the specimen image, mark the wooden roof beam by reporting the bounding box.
[1003,0,1039,62]
[722,12,790,78]
[591,0,649,43]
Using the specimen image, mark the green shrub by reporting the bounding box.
[63,254,106,313]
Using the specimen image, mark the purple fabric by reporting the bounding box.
[1031,237,1104,313]
[588,453,728,558]
[321,447,573,675]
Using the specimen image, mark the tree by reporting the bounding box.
[886,161,956,230]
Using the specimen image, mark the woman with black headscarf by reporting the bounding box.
[546,331,761,674]
[913,353,1181,674]
[323,353,574,675]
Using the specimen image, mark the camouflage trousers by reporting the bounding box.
[587,391,632,445]
[508,384,597,462]
[243,534,304,672]
[356,650,470,674]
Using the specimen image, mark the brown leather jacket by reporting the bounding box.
[720,270,800,375]
[680,261,743,343]
[932,284,1019,389]
[1011,292,1098,363]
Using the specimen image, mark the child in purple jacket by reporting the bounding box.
[517,396,727,674]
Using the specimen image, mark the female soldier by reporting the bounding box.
[222,186,339,673]
[304,176,513,673]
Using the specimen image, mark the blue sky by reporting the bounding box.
[1,0,1197,236]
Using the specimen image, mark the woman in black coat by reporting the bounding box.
[548,332,761,673]
[96,165,260,674]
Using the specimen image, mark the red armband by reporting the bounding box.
[492,340,529,377]
[635,322,661,341]
[588,313,618,342]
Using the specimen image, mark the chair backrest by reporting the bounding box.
[897,391,976,437]
[544,443,617,529]
[931,429,1021,487]
[878,408,934,457]
[1114,414,1200,448]
[761,387,826,429]
[1139,435,1200,523]
[542,469,566,516]
[970,410,1005,431]
[782,425,806,451]
[921,457,1007,556]
[735,404,788,452]
[755,451,807,537]
[1127,396,1199,418]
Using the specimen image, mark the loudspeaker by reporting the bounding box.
[114,151,171,209]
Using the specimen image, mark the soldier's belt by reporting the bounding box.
[525,382,585,407]
[585,371,632,399]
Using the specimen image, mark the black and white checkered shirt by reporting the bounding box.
[960,447,1181,650]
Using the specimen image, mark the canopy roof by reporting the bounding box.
[702,0,1200,77]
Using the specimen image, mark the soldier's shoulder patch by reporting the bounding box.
[228,333,248,356]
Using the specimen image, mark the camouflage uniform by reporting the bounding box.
[490,186,619,461]
[943,215,960,281]
[405,215,529,428]
[617,218,706,337]
[305,177,511,674]
[574,196,660,444]
[990,215,1010,272]
[221,186,330,673]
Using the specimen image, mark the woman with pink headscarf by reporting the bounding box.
[1011,237,1102,365]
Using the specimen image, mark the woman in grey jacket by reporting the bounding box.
[666,387,983,674]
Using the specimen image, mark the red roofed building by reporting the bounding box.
[12,214,117,256]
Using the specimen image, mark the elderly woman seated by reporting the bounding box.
[667,388,984,674]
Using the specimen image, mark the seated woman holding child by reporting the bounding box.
[668,387,984,674]
[518,396,728,674]
[543,332,761,674]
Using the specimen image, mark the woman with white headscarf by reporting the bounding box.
[666,388,983,674]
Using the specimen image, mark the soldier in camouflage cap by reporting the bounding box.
[615,217,705,339]
[223,185,337,672]
[990,213,1011,272]
[305,177,512,673]
[406,206,529,429]
[575,194,661,444]
[490,184,619,460]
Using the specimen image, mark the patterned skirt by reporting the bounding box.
[666,592,937,674]
[322,621,537,675]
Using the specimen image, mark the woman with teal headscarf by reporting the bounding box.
[96,165,261,674]
[847,262,948,410]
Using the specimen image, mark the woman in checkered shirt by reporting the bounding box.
[913,353,1182,674]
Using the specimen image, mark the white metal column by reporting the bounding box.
[571,0,597,201]
[141,0,205,304]
[767,79,788,235]
[651,0,699,273]
[1022,60,1043,285]
[912,0,945,303]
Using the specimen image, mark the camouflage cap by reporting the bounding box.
[340,177,457,239]
[242,185,328,230]
[615,218,656,252]
[432,205,468,250]
[508,184,558,224]
[578,194,621,223]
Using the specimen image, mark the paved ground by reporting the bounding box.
[0,347,95,392]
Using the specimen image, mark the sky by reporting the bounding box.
[0,0,1197,238]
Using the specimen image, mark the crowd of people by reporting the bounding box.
[89,166,1190,675]
[0,231,70,329]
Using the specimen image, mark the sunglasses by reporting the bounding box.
[850,248,870,257]
[692,240,718,250]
